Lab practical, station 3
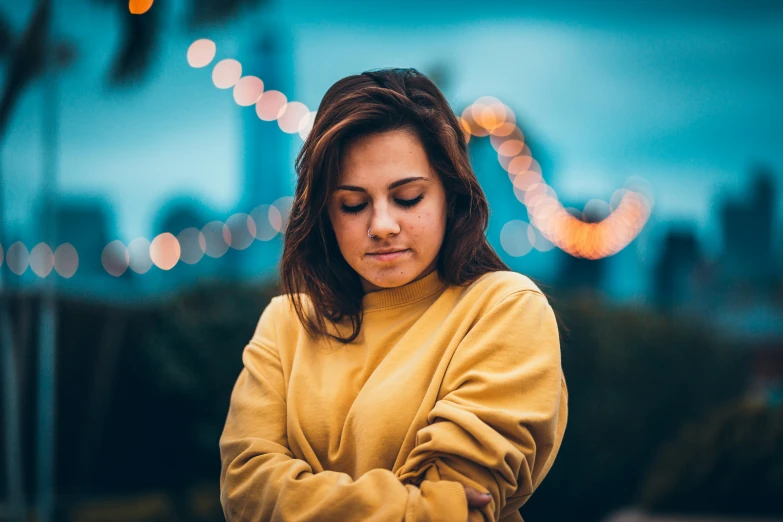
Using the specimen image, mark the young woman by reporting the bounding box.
[219,68,568,522]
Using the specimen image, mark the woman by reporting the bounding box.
[219,68,568,522]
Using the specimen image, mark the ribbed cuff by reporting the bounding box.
[414,480,468,522]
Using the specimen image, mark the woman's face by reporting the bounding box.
[327,129,448,293]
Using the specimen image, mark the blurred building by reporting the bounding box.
[719,166,777,292]
[48,195,147,300]
[231,23,296,281]
[652,227,705,311]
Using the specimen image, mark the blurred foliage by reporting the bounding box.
[0,0,270,141]
[141,278,280,454]
[34,282,754,521]
[135,285,752,522]
[638,399,783,516]
[519,294,750,522]
[0,10,12,57]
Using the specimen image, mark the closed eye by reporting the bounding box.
[340,195,424,214]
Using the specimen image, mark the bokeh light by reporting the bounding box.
[212,59,242,89]
[128,0,154,15]
[458,118,471,144]
[102,240,130,277]
[226,213,255,250]
[6,242,29,276]
[583,199,612,222]
[500,220,533,257]
[128,237,153,274]
[249,204,280,241]
[0,244,4,267]
[177,227,206,265]
[255,90,287,121]
[527,224,556,252]
[278,101,310,134]
[29,243,55,278]
[150,233,181,270]
[460,106,488,137]
[624,175,655,207]
[463,96,653,259]
[298,111,316,140]
[54,243,78,278]
[187,39,217,68]
[201,221,231,258]
[272,196,294,233]
[471,96,507,133]
[233,76,265,106]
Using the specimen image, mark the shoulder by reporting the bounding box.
[445,271,554,328]
[265,293,310,323]
[252,294,299,335]
[461,270,547,304]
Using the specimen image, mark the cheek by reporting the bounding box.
[411,211,439,237]
[336,221,365,250]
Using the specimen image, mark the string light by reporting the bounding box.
[150,232,181,270]
[128,237,153,274]
[102,240,130,277]
[6,242,29,276]
[9,44,652,280]
[177,227,207,265]
[53,244,78,278]
[192,38,316,139]
[187,39,217,68]
[462,98,652,259]
[29,243,55,278]
[0,241,77,278]
[212,59,242,89]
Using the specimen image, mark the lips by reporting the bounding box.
[367,249,409,261]
[368,249,406,255]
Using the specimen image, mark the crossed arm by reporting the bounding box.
[219,290,567,522]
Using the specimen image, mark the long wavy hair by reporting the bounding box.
[279,67,511,344]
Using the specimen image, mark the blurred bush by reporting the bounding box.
[39,281,753,521]
[519,294,750,522]
[141,278,280,456]
[638,399,783,516]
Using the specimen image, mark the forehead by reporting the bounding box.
[338,129,433,185]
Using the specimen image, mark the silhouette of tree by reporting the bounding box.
[0,0,269,140]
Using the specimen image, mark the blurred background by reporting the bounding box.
[1,0,782,521]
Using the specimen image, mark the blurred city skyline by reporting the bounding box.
[2,0,781,246]
[1,3,782,521]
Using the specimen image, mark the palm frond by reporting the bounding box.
[186,0,268,28]
[0,1,48,139]
[107,3,160,86]
[0,9,14,58]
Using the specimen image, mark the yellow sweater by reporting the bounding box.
[219,269,568,522]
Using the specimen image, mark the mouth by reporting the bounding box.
[366,249,410,262]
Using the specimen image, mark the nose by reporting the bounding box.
[368,202,400,238]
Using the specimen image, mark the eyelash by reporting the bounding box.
[340,195,424,214]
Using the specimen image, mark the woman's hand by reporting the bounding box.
[463,485,491,511]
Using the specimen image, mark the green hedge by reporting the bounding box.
[638,399,783,516]
[519,295,750,522]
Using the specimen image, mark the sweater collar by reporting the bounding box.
[362,269,447,312]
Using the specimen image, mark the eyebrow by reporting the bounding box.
[336,176,430,193]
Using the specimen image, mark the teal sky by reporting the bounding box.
[2,0,781,262]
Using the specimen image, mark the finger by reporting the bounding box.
[464,487,492,508]
[467,495,491,508]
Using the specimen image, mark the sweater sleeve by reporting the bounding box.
[395,289,568,522]
[218,297,469,522]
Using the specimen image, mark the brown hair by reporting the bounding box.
[279,67,510,344]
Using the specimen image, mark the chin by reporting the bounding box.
[361,269,415,290]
